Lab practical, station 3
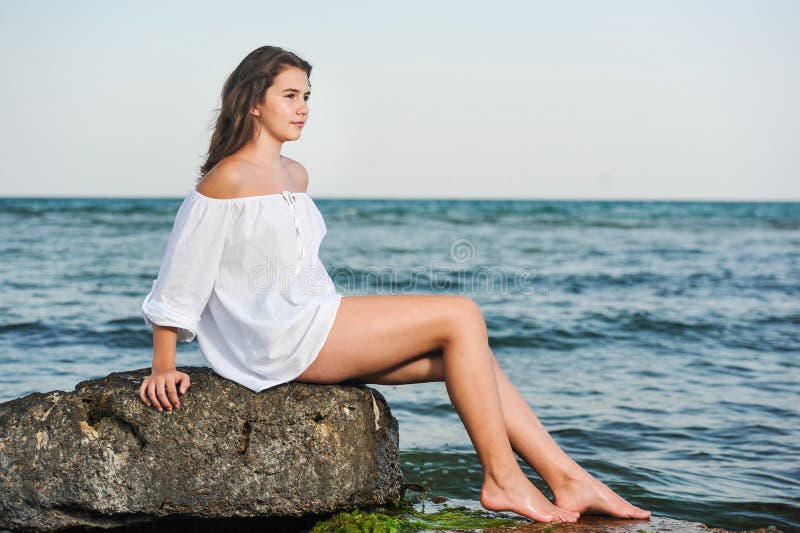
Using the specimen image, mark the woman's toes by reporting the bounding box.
[558,509,578,522]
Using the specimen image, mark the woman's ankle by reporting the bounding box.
[483,461,529,490]
[547,464,590,494]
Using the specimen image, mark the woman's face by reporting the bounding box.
[251,66,310,143]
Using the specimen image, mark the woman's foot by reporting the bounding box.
[552,470,651,520]
[480,470,580,523]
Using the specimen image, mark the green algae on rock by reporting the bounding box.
[310,503,525,532]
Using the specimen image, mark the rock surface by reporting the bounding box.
[473,514,779,532]
[0,366,402,532]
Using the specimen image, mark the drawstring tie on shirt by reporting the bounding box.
[282,190,305,262]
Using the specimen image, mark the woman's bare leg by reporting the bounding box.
[296,294,579,523]
[355,349,651,519]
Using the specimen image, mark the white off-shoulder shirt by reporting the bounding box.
[141,188,342,392]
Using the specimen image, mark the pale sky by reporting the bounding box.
[1,0,797,200]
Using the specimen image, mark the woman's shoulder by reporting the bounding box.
[281,156,309,192]
[195,159,248,200]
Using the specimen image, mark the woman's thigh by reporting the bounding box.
[355,348,445,385]
[295,294,485,384]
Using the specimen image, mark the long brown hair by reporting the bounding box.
[198,46,312,179]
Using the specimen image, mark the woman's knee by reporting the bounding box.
[443,296,488,344]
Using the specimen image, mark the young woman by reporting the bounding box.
[139,46,651,525]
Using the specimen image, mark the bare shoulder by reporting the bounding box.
[282,156,309,192]
[195,159,247,199]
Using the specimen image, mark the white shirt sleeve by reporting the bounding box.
[141,195,231,343]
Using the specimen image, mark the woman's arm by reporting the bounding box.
[138,193,233,411]
[138,324,191,412]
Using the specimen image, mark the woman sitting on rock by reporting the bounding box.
[138,45,651,525]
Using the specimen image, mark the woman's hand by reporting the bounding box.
[139,368,191,412]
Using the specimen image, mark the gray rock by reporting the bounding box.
[0,367,403,531]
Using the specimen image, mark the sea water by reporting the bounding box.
[0,196,797,531]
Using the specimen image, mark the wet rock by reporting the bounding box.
[0,367,402,532]
[474,514,782,532]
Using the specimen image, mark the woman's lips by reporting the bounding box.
[291,122,305,128]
